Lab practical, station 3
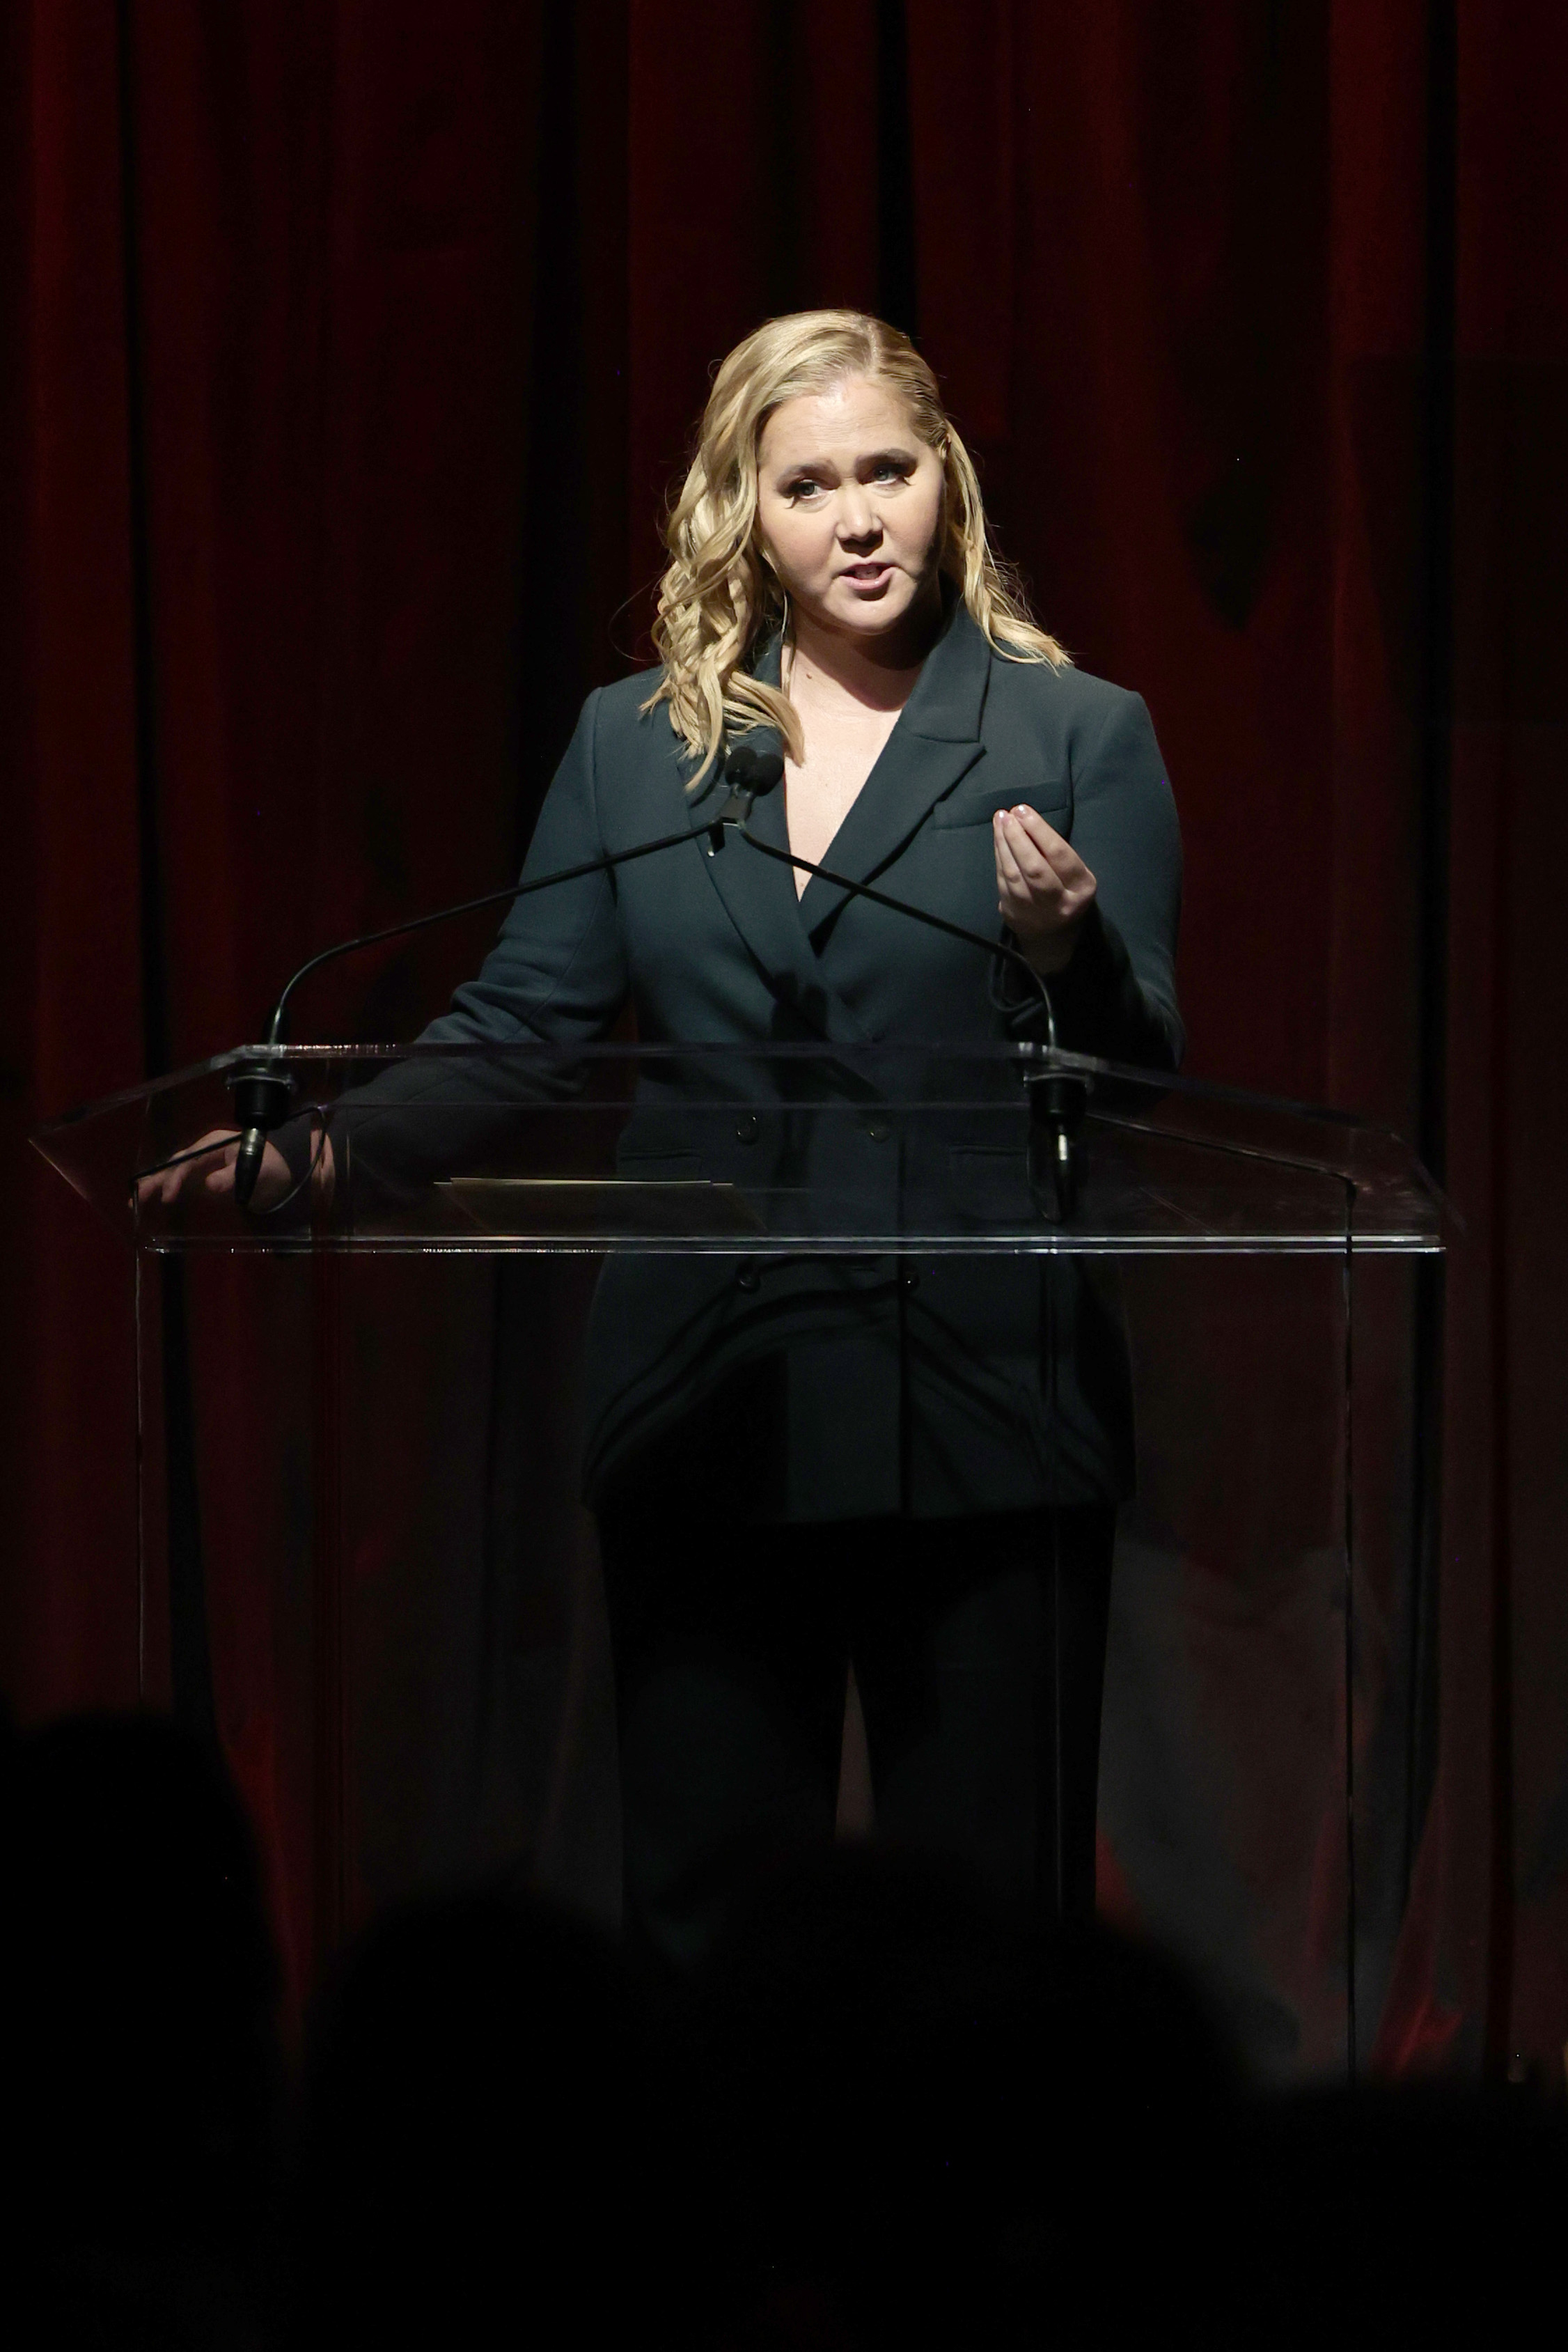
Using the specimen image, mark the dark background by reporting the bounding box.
[1,1,1564,2073]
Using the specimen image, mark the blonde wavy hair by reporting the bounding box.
[644,309,1067,784]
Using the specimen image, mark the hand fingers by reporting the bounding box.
[201,1134,240,1194]
[148,1158,200,1207]
[995,810,1065,900]
[141,1131,239,1208]
[1002,818,1056,891]
[1004,804,1088,885]
[994,839,1046,927]
[993,813,1029,894]
[1002,802,1065,853]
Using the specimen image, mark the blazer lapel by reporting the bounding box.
[683,673,871,1043]
[681,600,993,1033]
[798,599,991,937]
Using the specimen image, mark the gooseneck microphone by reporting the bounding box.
[227,741,1074,1208]
[228,749,766,1203]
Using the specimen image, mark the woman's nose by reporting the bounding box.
[837,485,880,542]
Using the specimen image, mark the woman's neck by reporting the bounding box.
[783,578,944,711]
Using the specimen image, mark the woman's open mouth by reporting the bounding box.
[840,562,895,589]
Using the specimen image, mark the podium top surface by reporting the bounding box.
[33,1041,1446,1257]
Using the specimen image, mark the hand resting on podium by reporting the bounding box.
[137,1127,336,1213]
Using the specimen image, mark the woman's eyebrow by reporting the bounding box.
[769,444,917,481]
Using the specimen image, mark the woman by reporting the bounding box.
[170,311,1182,1963]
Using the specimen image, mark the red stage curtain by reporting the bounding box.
[2,0,1564,2073]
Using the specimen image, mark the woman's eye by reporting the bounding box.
[786,479,822,501]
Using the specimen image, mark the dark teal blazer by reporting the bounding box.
[352,599,1182,1520]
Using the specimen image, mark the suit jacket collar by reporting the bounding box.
[682,684,864,1043]
[881,586,993,743]
[682,592,993,1032]
[794,593,991,933]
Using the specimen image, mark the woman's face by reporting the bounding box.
[755,375,945,648]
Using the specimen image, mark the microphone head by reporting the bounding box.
[724,744,784,796]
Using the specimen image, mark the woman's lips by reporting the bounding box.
[840,562,894,586]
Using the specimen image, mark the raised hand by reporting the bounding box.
[992,804,1097,975]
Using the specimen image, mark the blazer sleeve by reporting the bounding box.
[996,685,1184,1070]
[424,685,629,1050]
[284,690,630,1188]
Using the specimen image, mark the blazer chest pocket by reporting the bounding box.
[932,781,1070,831]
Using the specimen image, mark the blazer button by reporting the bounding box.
[864,1119,890,1142]
[735,1263,760,1293]
[901,1268,920,1293]
[735,1113,760,1144]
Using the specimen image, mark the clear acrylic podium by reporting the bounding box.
[35,1041,1444,2076]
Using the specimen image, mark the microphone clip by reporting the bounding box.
[1023,1063,1091,1225]
[226,1054,296,1212]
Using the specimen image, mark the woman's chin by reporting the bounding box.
[816,581,922,639]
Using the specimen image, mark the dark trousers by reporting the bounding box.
[597,1505,1116,1966]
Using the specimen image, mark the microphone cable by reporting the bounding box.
[221,738,1069,1206]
